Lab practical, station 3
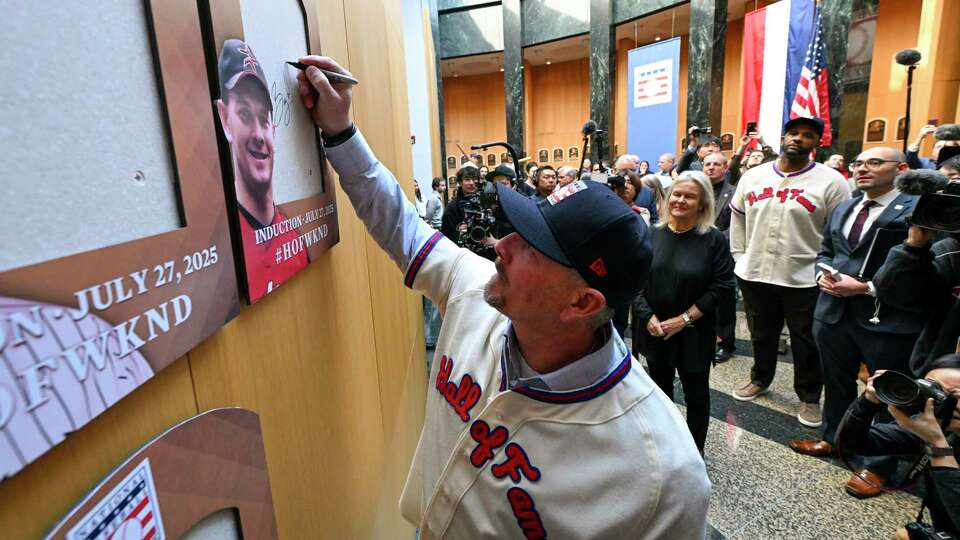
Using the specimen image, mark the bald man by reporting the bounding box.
[790,146,922,499]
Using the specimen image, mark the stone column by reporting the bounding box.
[819,0,854,152]
[686,0,727,132]
[502,0,525,157]
[589,0,614,163]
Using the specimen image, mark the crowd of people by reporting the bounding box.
[410,115,960,537]
[285,44,960,535]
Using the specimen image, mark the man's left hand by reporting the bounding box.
[820,274,869,297]
[888,398,949,447]
[660,317,686,340]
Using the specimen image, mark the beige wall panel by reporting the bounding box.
[0,357,198,539]
[861,0,922,149]
[528,58,591,165]
[443,72,508,161]
[721,18,745,151]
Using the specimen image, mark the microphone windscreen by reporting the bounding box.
[895,48,922,66]
[934,124,960,141]
[895,168,949,195]
[582,120,597,136]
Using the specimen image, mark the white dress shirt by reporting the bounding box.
[840,188,901,240]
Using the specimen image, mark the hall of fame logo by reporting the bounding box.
[66,459,165,540]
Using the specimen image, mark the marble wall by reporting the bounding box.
[439,0,495,9]
[522,0,590,47]
[613,0,684,25]
[503,0,525,155]
[589,0,615,163]
[439,5,504,58]
[685,0,726,131]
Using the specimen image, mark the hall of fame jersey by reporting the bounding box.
[326,130,710,540]
[238,205,309,302]
[729,160,850,287]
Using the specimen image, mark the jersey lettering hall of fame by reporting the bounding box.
[66,458,166,540]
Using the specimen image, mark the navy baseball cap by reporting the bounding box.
[218,39,271,108]
[486,164,517,184]
[783,116,824,137]
[495,181,651,308]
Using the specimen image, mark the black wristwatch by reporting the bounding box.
[926,444,954,457]
[321,123,357,148]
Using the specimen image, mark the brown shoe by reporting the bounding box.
[733,382,770,401]
[789,439,835,456]
[845,469,885,499]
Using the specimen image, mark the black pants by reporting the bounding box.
[614,304,630,340]
[716,285,737,352]
[647,360,711,453]
[815,316,916,474]
[738,278,822,403]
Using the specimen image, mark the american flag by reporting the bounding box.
[789,5,832,146]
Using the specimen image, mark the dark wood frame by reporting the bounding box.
[202,0,340,303]
[44,409,278,539]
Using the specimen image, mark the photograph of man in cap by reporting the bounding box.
[295,55,710,539]
[216,39,308,302]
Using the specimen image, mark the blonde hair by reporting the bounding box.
[656,171,716,234]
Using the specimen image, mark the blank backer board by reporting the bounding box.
[0,1,182,273]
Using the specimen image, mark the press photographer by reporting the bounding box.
[836,356,960,538]
[874,168,960,376]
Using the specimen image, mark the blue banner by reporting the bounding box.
[626,38,681,170]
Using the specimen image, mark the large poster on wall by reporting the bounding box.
[208,0,340,304]
[0,0,240,480]
[626,37,681,168]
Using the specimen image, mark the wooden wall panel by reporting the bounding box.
[0,358,198,540]
[0,1,429,539]
[861,0,922,150]
[443,72,507,162]
[528,58,591,167]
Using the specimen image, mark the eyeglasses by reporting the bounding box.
[850,158,901,169]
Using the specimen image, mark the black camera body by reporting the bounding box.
[912,184,960,233]
[905,521,956,539]
[691,126,713,136]
[458,183,500,254]
[874,371,958,421]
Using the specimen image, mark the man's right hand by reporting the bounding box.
[909,124,937,150]
[296,56,354,135]
[906,225,934,248]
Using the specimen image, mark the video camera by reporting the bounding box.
[458,182,500,254]
[895,169,960,233]
[873,370,958,427]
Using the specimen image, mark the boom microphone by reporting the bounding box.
[895,168,950,196]
[895,49,922,66]
[582,120,598,137]
[934,124,960,141]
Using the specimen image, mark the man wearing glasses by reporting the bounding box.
[790,147,922,499]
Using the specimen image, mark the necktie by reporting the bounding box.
[847,200,877,246]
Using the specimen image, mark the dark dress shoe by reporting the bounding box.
[714,348,733,364]
[845,469,884,499]
[789,439,835,456]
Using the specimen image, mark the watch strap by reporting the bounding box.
[926,445,954,457]
[321,123,357,148]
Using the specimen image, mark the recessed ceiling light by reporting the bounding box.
[545,59,552,65]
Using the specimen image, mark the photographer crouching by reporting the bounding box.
[836,357,960,538]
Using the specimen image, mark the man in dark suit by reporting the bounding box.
[790,147,923,498]
[702,153,738,362]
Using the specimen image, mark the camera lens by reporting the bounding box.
[873,371,921,407]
